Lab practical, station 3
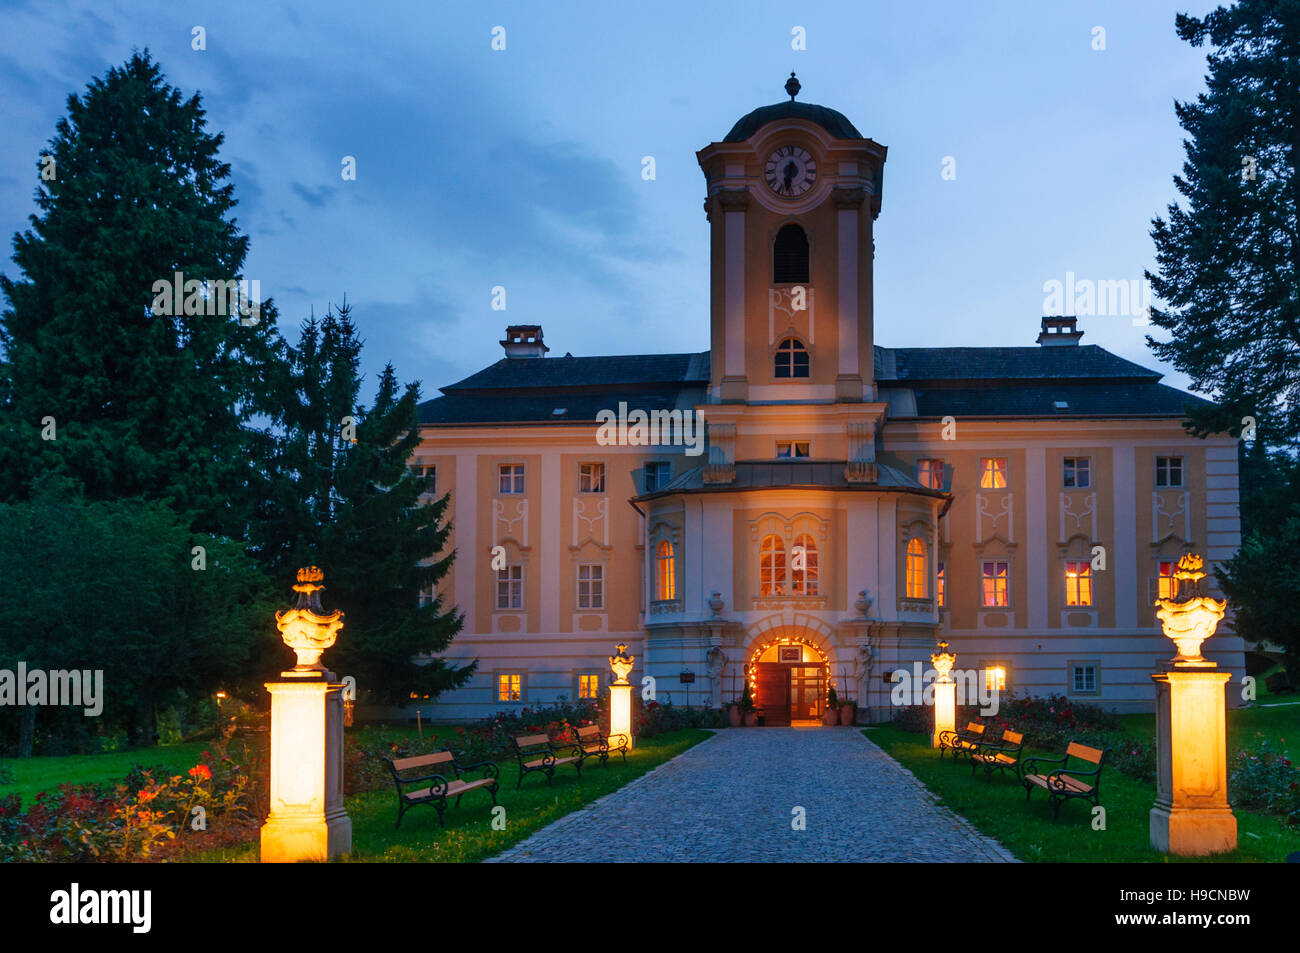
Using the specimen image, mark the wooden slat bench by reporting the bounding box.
[510,732,584,789]
[382,750,499,829]
[937,722,986,760]
[970,729,1025,781]
[1022,741,1108,819]
[574,724,628,766]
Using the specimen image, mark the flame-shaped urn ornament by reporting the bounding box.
[930,640,957,682]
[275,567,345,675]
[1153,554,1226,664]
[609,643,635,685]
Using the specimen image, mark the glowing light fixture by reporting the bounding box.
[608,643,635,751]
[930,640,956,748]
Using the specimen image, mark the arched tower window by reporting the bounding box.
[791,534,819,595]
[655,540,676,601]
[906,536,928,599]
[760,534,786,596]
[774,338,809,378]
[773,223,809,283]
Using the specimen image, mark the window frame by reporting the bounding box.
[790,534,819,596]
[575,672,602,701]
[654,539,676,602]
[1156,455,1184,488]
[760,534,787,596]
[1065,560,1093,607]
[497,463,525,495]
[496,563,523,610]
[905,536,928,600]
[981,560,1010,607]
[496,672,524,703]
[776,440,811,458]
[979,457,1009,489]
[773,337,810,379]
[577,563,604,610]
[1063,456,1090,489]
[916,458,944,490]
[578,462,606,494]
[1068,660,1100,695]
[644,461,671,492]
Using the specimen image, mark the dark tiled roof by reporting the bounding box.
[724,101,863,142]
[876,345,1158,383]
[903,382,1212,419]
[442,352,709,394]
[637,460,937,501]
[418,390,697,425]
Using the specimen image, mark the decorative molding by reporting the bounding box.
[493,498,529,548]
[572,496,610,548]
[703,422,736,484]
[1059,491,1097,543]
[716,189,752,213]
[975,491,1014,544]
[831,185,868,209]
[768,286,815,347]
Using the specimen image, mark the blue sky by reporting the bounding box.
[0,0,1222,400]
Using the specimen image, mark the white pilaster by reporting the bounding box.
[1113,445,1138,628]
[1025,446,1048,629]
[453,453,477,635]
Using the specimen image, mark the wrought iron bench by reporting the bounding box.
[574,723,628,766]
[970,729,1025,781]
[1022,741,1108,819]
[382,750,499,829]
[937,721,987,760]
[510,732,584,789]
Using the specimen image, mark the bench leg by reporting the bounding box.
[436,801,447,827]
[489,782,499,805]
[1024,783,1033,802]
[395,802,407,831]
[1051,797,1062,820]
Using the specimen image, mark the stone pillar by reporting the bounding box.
[609,682,634,751]
[260,675,352,862]
[1149,667,1236,855]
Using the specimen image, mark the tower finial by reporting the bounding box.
[785,71,800,100]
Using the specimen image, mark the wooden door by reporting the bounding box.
[789,665,825,719]
[754,664,790,725]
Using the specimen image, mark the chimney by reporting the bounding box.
[500,324,549,358]
[1037,315,1083,347]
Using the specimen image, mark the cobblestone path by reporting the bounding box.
[488,728,1017,862]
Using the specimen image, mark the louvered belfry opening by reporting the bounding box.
[773,223,810,283]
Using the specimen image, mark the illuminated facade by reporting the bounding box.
[411,80,1244,723]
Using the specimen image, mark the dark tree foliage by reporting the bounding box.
[0,51,279,537]
[253,301,473,703]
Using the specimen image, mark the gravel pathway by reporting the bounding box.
[487,727,1017,863]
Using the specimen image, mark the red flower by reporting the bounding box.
[189,764,212,780]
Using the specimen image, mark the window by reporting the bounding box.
[906,537,928,599]
[917,459,944,490]
[774,338,810,379]
[409,464,436,495]
[1157,560,1176,600]
[760,534,786,596]
[417,584,435,608]
[655,540,676,601]
[984,666,1008,693]
[579,463,605,493]
[497,673,523,703]
[1071,663,1098,694]
[496,564,522,610]
[645,461,671,492]
[791,534,818,595]
[979,458,1008,489]
[773,223,809,283]
[498,463,525,494]
[1065,561,1092,606]
[576,673,601,700]
[776,440,810,458]
[1156,456,1183,488]
[577,564,604,610]
[1063,457,1090,489]
[937,562,945,608]
[981,561,1009,607]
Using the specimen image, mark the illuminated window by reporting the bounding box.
[760,534,786,596]
[1156,456,1183,488]
[937,562,945,607]
[979,458,1008,489]
[579,463,605,493]
[906,537,928,599]
[497,673,522,702]
[655,540,676,601]
[774,338,810,379]
[1157,560,1176,599]
[776,440,810,458]
[984,666,1007,693]
[791,534,819,595]
[498,463,525,494]
[496,564,522,610]
[577,564,604,610]
[1063,457,1090,488]
[917,459,944,490]
[577,673,601,700]
[981,561,1009,607]
[1065,561,1093,606]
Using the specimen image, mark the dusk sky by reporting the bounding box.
[0,0,1222,400]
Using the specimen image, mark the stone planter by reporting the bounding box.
[744,710,759,727]
[728,705,742,727]
[822,707,839,726]
[839,702,856,726]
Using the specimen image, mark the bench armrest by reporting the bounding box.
[1022,753,1067,775]
[455,759,499,781]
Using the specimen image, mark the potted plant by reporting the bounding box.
[823,685,840,726]
[726,696,743,727]
[740,682,758,727]
[839,698,856,725]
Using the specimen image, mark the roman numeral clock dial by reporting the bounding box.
[765,145,816,197]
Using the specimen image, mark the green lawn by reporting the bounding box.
[867,704,1300,863]
[189,728,712,863]
[0,740,212,807]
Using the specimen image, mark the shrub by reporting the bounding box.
[1230,733,1300,824]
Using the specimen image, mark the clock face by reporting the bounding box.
[765,145,817,197]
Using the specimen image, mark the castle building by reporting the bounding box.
[413,77,1244,723]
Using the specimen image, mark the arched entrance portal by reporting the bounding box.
[746,636,829,726]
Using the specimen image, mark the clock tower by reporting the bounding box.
[697,73,887,406]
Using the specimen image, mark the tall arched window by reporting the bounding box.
[906,536,928,599]
[774,338,809,379]
[791,534,819,595]
[760,534,786,596]
[773,223,809,283]
[655,540,676,601]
